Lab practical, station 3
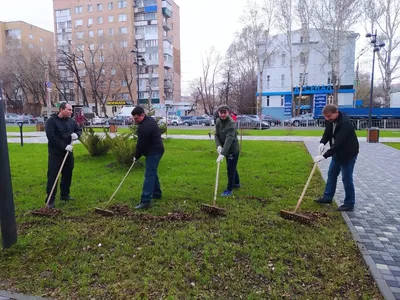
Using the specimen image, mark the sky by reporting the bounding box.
[0,0,249,95]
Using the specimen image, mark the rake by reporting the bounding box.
[95,160,136,216]
[280,163,317,224]
[201,160,227,216]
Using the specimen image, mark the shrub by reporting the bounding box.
[110,133,137,165]
[79,128,112,156]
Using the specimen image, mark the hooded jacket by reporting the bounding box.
[215,115,239,155]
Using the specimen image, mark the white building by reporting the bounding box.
[391,91,400,108]
[257,28,359,119]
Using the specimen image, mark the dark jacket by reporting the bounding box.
[134,115,164,159]
[215,116,239,155]
[45,115,82,156]
[321,111,359,163]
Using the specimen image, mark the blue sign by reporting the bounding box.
[294,85,333,94]
[313,94,327,117]
[284,95,292,116]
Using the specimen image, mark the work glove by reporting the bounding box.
[71,133,78,140]
[65,145,73,152]
[216,154,224,163]
[313,155,325,163]
[318,143,325,155]
[133,156,137,162]
[217,146,222,154]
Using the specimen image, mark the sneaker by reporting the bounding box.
[60,195,75,201]
[233,184,241,189]
[314,197,333,204]
[337,204,354,211]
[135,202,152,210]
[220,190,233,197]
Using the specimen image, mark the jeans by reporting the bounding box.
[141,154,163,203]
[226,153,240,191]
[46,152,74,204]
[323,155,357,206]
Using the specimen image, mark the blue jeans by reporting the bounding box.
[141,154,163,203]
[226,153,240,191]
[323,155,357,206]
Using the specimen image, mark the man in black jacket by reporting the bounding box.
[131,106,164,209]
[313,104,359,211]
[45,102,82,208]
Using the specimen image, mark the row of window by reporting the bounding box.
[74,1,127,14]
[265,73,309,88]
[76,27,128,38]
[75,14,127,27]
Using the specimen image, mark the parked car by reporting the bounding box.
[183,116,212,126]
[236,116,270,130]
[284,113,319,127]
[168,116,183,126]
[108,115,133,125]
[91,116,109,125]
[262,115,282,126]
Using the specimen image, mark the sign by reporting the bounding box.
[46,82,52,88]
[313,94,327,117]
[293,85,333,94]
[106,100,129,106]
[284,95,292,116]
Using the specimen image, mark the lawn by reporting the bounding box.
[384,142,400,150]
[0,140,381,299]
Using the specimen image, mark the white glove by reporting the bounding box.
[133,157,136,162]
[217,146,222,154]
[216,154,224,163]
[313,155,325,163]
[65,145,73,152]
[71,133,78,140]
[318,143,325,155]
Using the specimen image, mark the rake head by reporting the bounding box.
[280,210,313,225]
[94,207,114,216]
[31,207,62,217]
[201,204,227,216]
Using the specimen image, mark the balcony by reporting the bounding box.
[164,60,173,69]
[162,7,172,18]
[163,20,170,31]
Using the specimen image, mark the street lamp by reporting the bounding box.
[366,30,385,129]
[131,49,146,105]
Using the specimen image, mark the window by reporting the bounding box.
[300,52,308,65]
[88,18,94,25]
[118,1,127,8]
[98,16,103,24]
[266,75,270,89]
[108,15,114,22]
[119,27,128,34]
[281,74,285,88]
[121,80,128,86]
[99,55,105,62]
[89,30,94,37]
[89,44,95,50]
[108,2,114,10]
[266,96,270,107]
[281,53,285,66]
[55,9,71,17]
[88,5,93,12]
[97,3,103,11]
[299,73,308,85]
[281,95,284,106]
[75,19,83,26]
[75,6,83,13]
[120,41,128,47]
[29,43,34,49]
[98,29,104,36]
[111,68,116,75]
[40,37,43,42]
[77,44,84,51]
[76,31,84,39]
[327,71,332,85]
[29,34,34,39]
[145,39,158,47]
[118,14,127,21]
[109,28,114,35]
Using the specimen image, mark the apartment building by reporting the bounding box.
[257,28,358,119]
[52,0,181,116]
[0,21,54,114]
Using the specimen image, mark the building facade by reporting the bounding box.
[0,21,54,114]
[257,28,359,119]
[52,0,181,117]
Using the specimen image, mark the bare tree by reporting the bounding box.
[365,0,400,107]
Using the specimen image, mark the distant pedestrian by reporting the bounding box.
[75,110,86,128]
[131,106,165,209]
[45,102,81,208]
[313,104,359,211]
[215,104,240,197]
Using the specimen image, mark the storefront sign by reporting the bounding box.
[293,85,333,94]
[106,100,129,106]
[284,95,292,116]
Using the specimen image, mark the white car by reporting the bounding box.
[168,116,183,126]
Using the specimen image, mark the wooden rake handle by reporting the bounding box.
[46,150,70,206]
[213,160,221,207]
[294,163,317,213]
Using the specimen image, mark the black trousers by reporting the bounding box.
[226,152,240,191]
[46,152,74,204]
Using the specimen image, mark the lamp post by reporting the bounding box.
[365,30,385,129]
[131,49,146,105]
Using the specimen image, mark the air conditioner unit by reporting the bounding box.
[87,24,91,28]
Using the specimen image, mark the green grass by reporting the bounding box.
[384,142,400,150]
[0,140,381,299]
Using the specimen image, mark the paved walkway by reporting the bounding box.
[5,131,400,299]
[305,141,400,300]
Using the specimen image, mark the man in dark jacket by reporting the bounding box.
[215,104,240,197]
[131,106,164,209]
[313,104,359,211]
[45,102,82,208]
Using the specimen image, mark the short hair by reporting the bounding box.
[131,106,145,116]
[322,104,338,115]
[59,102,68,111]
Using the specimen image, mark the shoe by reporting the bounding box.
[135,202,152,210]
[60,195,75,201]
[337,204,354,211]
[233,184,241,189]
[46,203,55,209]
[220,190,233,197]
[314,197,333,204]
[152,194,162,200]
